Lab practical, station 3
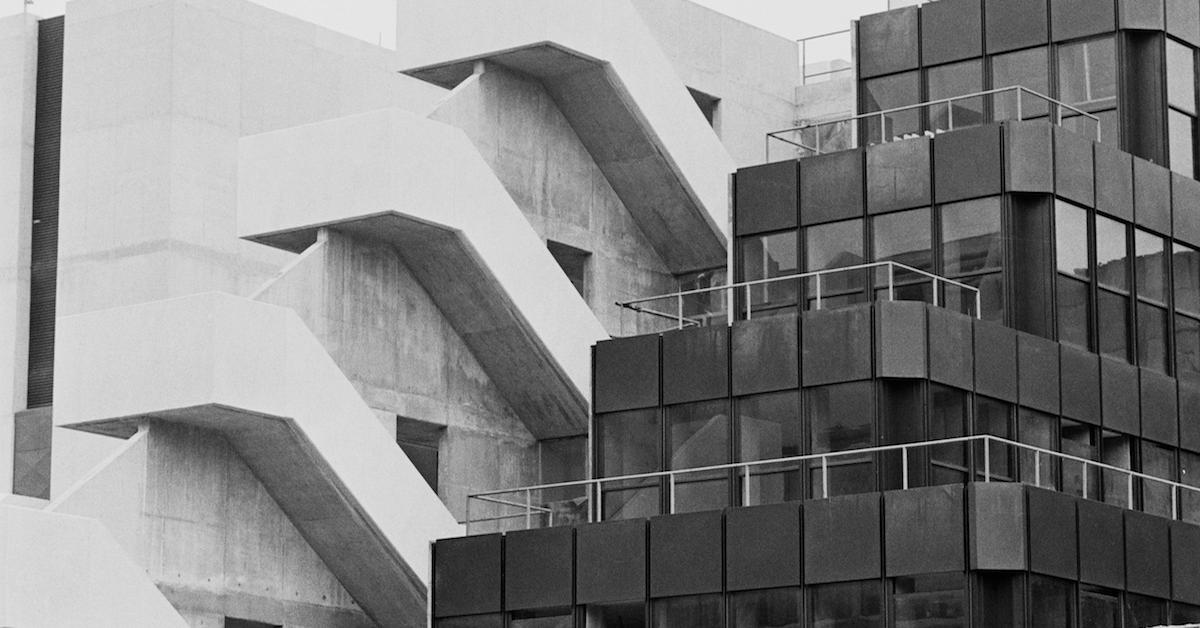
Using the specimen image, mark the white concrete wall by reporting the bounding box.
[631,0,800,167]
[0,14,37,496]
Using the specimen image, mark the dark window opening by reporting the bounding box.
[651,594,723,628]
[729,587,801,628]
[396,416,444,493]
[810,580,883,628]
[687,87,720,130]
[736,391,802,505]
[666,400,730,513]
[225,619,282,628]
[892,572,966,627]
[547,240,590,301]
[510,607,573,628]
[585,601,645,628]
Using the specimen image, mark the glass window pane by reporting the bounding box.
[862,71,921,142]
[1029,576,1074,628]
[1173,602,1200,624]
[1169,109,1196,177]
[807,219,865,307]
[1097,290,1129,361]
[1057,36,1117,111]
[1056,201,1090,279]
[737,392,802,505]
[666,400,729,513]
[975,573,1025,628]
[1057,276,1091,349]
[1137,302,1169,373]
[651,594,722,628]
[881,380,925,489]
[1080,588,1121,628]
[597,409,661,520]
[1135,229,1168,303]
[893,573,966,628]
[729,587,801,628]
[1174,243,1200,315]
[1141,441,1176,518]
[1181,451,1200,525]
[511,609,573,628]
[926,59,984,132]
[1019,408,1057,489]
[1061,419,1099,499]
[585,602,645,628]
[975,397,1013,481]
[941,198,1003,275]
[810,580,882,628]
[438,615,504,628]
[1094,215,1128,291]
[742,231,799,309]
[1176,314,1200,381]
[1124,594,1167,628]
[1167,39,1197,115]
[992,46,1050,120]
[873,208,932,290]
[1102,431,1133,508]
[808,382,875,497]
[930,385,968,485]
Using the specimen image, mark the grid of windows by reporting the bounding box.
[1167,38,1198,177]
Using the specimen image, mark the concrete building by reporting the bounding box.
[0,0,812,625]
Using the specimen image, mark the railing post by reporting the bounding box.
[743,466,752,507]
[888,263,895,302]
[947,97,955,131]
[676,294,684,330]
[821,456,830,499]
[1034,453,1041,488]
[901,446,910,490]
[745,283,752,321]
[1016,87,1024,121]
[668,473,676,514]
[594,480,603,522]
[975,290,982,320]
[525,488,533,530]
[815,274,823,310]
[1082,461,1089,499]
[932,278,940,307]
[465,496,472,535]
[879,112,887,143]
[1128,473,1135,509]
[1173,484,1179,520]
[984,438,991,482]
[815,124,823,155]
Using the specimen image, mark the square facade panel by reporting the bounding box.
[928,307,973,390]
[505,527,574,611]
[934,125,1003,204]
[1140,368,1179,446]
[857,5,920,78]
[434,535,503,618]
[662,325,729,405]
[884,485,966,576]
[731,316,799,396]
[726,503,802,591]
[876,302,927,379]
[1166,0,1200,47]
[985,0,1049,54]
[969,483,1027,570]
[1172,521,1200,605]
[799,149,865,226]
[1054,127,1096,208]
[866,138,931,214]
[1125,510,1171,598]
[1172,173,1200,247]
[1017,332,1061,414]
[576,519,647,604]
[735,161,799,236]
[1006,122,1054,194]
[1181,383,1200,453]
[1134,157,1172,236]
[1077,499,1125,590]
[1119,0,1166,29]
[804,493,882,584]
[802,306,873,386]
[1026,488,1078,580]
[1050,0,1115,41]
[921,0,983,65]
[649,510,723,598]
[974,320,1018,402]
[1061,346,1101,425]
[1095,143,1134,222]
[1099,357,1139,433]
[593,335,659,413]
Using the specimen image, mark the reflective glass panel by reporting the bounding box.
[810,580,882,628]
[1055,202,1089,279]
[1174,602,1200,624]
[1019,408,1057,489]
[881,380,925,490]
[930,385,968,485]
[1080,588,1120,628]
[666,400,729,513]
[1029,576,1074,628]
[893,572,966,628]
[1097,290,1129,361]
[437,615,503,628]
[1182,451,1200,525]
[737,392,802,505]
[974,573,1024,628]
[873,208,932,271]
[807,219,865,307]
[862,71,921,142]
[807,381,875,497]
[992,46,1049,120]
[1057,276,1090,349]
[1061,419,1099,499]
[729,587,801,628]
[511,609,573,628]
[1135,229,1168,303]
[1141,441,1176,518]
[1102,431,1133,508]
[1094,215,1128,291]
[941,198,1002,275]
[1168,39,1197,114]
[975,397,1013,481]
[651,594,722,628]
[1174,243,1200,315]
[1137,302,1169,373]
[742,231,799,309]
[1170,109,1196,178]
[926,60,984,132]
[1176,314,1200,380]
[585,602,645,628]
[1057,37,1117,111]
[1124,594,1167,628]
[597,409,661,520]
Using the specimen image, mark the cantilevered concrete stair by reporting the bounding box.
[237,108,609,439]
[53,292,462,627]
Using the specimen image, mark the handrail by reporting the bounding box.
[464,434,1200,533]
[615,260,982,330]
[766,85,1102,160]
[798,28,852,86]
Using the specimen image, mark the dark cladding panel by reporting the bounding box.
[1077,499,1125,590]
[1173,173,1200,248]
[929,306,973,390]
[594,336,659,413]
[1119,0,1165,29]
[726,503,802,591]
[1100,358,1139,433]
[876,302,927,379]
[1166,0,1200,47]
[921,0,983,65]
[804,493,882,584]
[649,511,723,598]
[505,527,573,611]
[934,125,1003,203]
[1095,143,1134,222]
[1182,383,1200,453]
[1006,122,1054,193]
[577,519,647,604]
[969,483,1027,570]
[974,320,1018,402]
[1054,127,1096,207]
[434,535,502,617]
[1172,521,1200,605]
[1061,346,1101,426]
[1017,332,1061,414]
[985,0,1049,53]
[732,316,799,396]
[662,326,729,405]
[1050,0,1115,41]
[884,485,965,576]
[1125,511,1171,598]
[1140,368,1179,446]
[866,138,931,214]
[799,150,865,226]
[736,161,798,236]
[858,5,920,78]
[1026,488,1078,580]
[802,306,873,386]
[1134,157,1172,236]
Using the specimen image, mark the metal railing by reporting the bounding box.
[766,86,1101,161]
[463,435,1200,534]
[615,261,981,332]
[798,29,853,85]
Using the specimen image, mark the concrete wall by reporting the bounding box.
[0,14,37,495]
[429,65,678,337]
[631,0,799,167]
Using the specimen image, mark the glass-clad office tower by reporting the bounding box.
[432,1,1200,626]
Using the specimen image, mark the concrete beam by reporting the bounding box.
[396,0,732,274]
[53,293,462,627]
[237,108,608,439]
